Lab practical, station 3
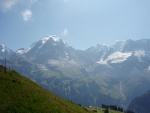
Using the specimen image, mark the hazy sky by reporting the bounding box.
[0,0,150,51]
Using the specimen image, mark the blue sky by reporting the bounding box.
[0,0,150,51]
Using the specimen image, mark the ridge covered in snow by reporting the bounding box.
[92,39,150,64]
[16,48,27,54]
[0,44,10,53]
[97,52,132,64]
[0,44,14,59]
[39,35,60,48]
[4,37,150,65]
[110,40,126,51]
[42,35,60,44]
[16,35,62,54]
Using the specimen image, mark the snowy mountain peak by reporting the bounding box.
[43,35,60,43]
[110,40,126,52]
[0,44,5,52]
[0,44,11,53]
[86,44,108,53]
[37,35,62,49]
[0,44,14,59]
[96,39,150,65]
[16,35,66,56]
[16,48,27,55]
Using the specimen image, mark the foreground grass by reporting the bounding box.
[0,66,92,113]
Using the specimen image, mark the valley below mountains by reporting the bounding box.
[1,36,150,109]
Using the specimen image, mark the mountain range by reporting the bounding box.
[127,90,150,113]
[1,36,150,109]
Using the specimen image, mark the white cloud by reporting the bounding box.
[63,0,70,2]
[62,29,69,36]
[148,66,150,71]
[0,0,38,12]
[29,0,38,3]
[22,9,32,22]
[0,0,19,11]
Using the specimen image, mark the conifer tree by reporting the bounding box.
[104,108,109,113]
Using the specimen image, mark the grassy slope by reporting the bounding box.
[0,66,92,113]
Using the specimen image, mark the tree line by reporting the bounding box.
[102,104,135,113]
[102,104,123,112]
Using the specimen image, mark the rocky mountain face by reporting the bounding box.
[1,36,150,109]
[127,90,150,113]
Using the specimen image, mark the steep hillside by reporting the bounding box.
[127,90,150,113]
[0,65,91,113]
